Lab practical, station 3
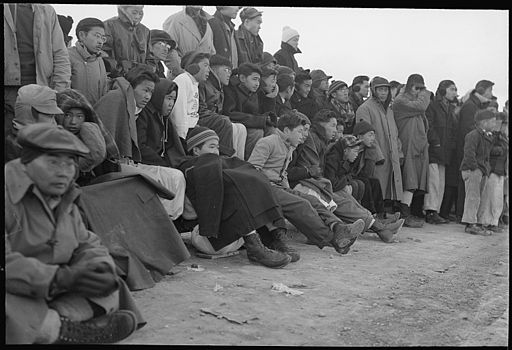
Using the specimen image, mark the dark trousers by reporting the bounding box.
[440,185,458,218]
[198,114,235,156]
[349,179,365,202]
[456,175,466,218]
[356,176,384,214]
[4,86,20,138]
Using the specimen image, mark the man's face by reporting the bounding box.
[194,138,220,156]
[240,72,261,93]
[133,80,155,109]
[481,117,496,132]
[25,153,77,196]
[319,118,337,141]
[359,130,375,147]
[126,6,144,25]
[358,81,369,98]
[284,85,295,100]
[482,86,493,99]
[213,65,232,86]
[161,90,177,117]
[221,6,240,19]
[62,107,86,134]
[262,74,277,94]
[150,41,171,61]
[244,16,262,36]
[79,26,105,53]
[336,124,344,140]
[411,85,425,98]
[318,79,329,92]
[334,87,349,103]
[376,86,389,103]
[287,36,299,50]
[297,79,312,98]
[285,124,305,147]
[344,146,359,163]
[445,84,458,101]
[195,58,210,82]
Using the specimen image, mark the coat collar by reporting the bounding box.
[275,128,293,149]
[280,41,302,54]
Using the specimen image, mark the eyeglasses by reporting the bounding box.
[92,32,107,43]
[45,158,77,172]
[154,41,172,50]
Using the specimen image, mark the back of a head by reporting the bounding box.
[277,74,295,92]
[295,72,312,85]
[312,108,337,125]
[475,79,495,95]
[125,66,159,88]
[277,110,306,131]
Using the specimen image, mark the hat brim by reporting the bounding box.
[373,84,390,89]
[33,105,64,115]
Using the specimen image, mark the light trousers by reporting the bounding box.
[232,122,247,160]
[424,163,445,212]
[461,169,487,224]
[478,173,505,226]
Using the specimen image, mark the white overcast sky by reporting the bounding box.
[52,5,509,106]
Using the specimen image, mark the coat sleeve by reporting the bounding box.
[49,7,71,91]
[247,138,271,171]
[355,104,371,124]
[223,85,267,128]
[426,104,441,146]
[78,123,107,172]
[393,90,431,119]
[461,131,479,171]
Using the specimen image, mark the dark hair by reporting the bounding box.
[389,80,401,90]
[75,17,104,38]
[180,51,210,69]
[125,66,159,89]
[277,110,307,131]
[277,75,295,92]
[295,72,312,85]
[352,75,370,86]
[237,63,261,77]
[261,67,278,78]
[312,108,337,125]
[435,80,456,98]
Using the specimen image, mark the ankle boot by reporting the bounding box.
[330,219,365,254]
[266,228,300,262]
[375,212,400,224]
[399,203,424,228]
[243,232,292,268]
[425,211,449,224]
[54,310,137,344]
[371,219,405,243]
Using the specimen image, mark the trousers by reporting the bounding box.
[424,163,445,212]
[461,169,487,224]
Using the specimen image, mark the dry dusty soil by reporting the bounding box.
[121,221,509,346]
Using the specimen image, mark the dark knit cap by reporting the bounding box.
[209,54,233,68]
[353,120,375,136]
[475,80,494,95]
[474,109,496,123]
[261,52,277,67]
[186,126,219,152]
[75,17,104,37]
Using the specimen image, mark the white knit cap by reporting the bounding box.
[282,26,299,43]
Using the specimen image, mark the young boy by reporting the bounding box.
[460,109,496,235]
[68,18,109,105]
[478,112,508,232]
[223,63,277,159]
[178,126,293,268]
[248,111,366,254]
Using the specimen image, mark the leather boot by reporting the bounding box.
[399,202,424,228]
[243,232,292,268]
[266,228,300,262]
[54,310,137,344]
[371,218,405,243]
[330,219,365,254]
[375,212,401,224]
[425,211,449,224]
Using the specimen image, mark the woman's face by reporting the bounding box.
[62,107,86,134]
[161,90,177,117]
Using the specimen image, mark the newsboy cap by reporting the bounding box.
[474,109,496,123]
[240,7,263,21]
[16,84,63,115]
[17,123,90,156]
[310,69,332,83]
[370,76,390,89]
[340,135,362,149]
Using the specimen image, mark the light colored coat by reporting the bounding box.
[356,97,404,201]
[3,4,71,90]
[171,71,200,139]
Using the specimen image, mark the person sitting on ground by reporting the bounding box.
[275,74,295,118]
[5,123,144,344]
[287,109,404,243]
[290,71,317,120]
[198,54,247,159]
[103,5,151,77]
[68,18,109,106]
[274,26,303,73]
[248,110,366,254]
[56,89,121,186]
[178,126,293,268]
[146,29,177,79]
[223,63,277,159]
[326,80,356,135]
[235,7,264,65]
[258,67,279,115]
[94,66,186,220]
[459,109,495,236]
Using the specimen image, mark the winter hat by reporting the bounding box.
[475,80,494,95]
[186,126,219,152]
[474,109,496,123]
[310,69,332,84]
[370,76,390,89]
[149,29,176,49]
[328,80,348,97]
[56,89,95,123]
[282,26,299,43]
[352,121,375,136]
[261,52,277,67]
[240,7,263,21]
[340,135,362,149]
[16,85,63,115]
[181,50,210,75]
[209,54,233,69]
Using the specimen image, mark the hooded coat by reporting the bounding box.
[392,89,431,192]
[274,41,301,73]
[356,89,404,201]
[136,79,186,167]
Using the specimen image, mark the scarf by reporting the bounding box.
[331,98,355,128]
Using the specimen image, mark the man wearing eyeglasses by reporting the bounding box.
[68,17,109,106]
[392,73,432,228]
[146,29,177,79]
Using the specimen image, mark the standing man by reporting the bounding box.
[274,26,302,73]
[348,75,370,113]
[309,69,332,110]
[392,74,431,227]
[235,7,264,65]
[4,3,71,137]
[209,6,241,68]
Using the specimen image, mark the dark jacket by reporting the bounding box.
[223,76,268,129]
[257,87,277,115]
[324,139,356,192]
[425,96,457,165]
[209,10,238,64]
[460,127,493,176]
[145,53,166,79]
[290,90,318,119]
[456,91,490,162]
[276,95,293,118]
[348,89,365,113]
[326,99,356,134]
[310,87,329,111]
[489,131,508,176]
[235,25,264,65]
[274,41,301,72]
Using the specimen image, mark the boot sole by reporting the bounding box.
[248,254,292,268]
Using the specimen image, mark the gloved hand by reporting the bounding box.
[307,165,323,178]
[53,262,119,298]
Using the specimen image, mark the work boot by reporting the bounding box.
[371,219,405,243]
[375,212,401,224]
[330,219,365,254]
[243,232,292,268]
[425,211,449,225]
[399,203,424,228]
[465,224,491,236]
[485,225,504,233]
[54,310,137,344]
[266,228,300,262]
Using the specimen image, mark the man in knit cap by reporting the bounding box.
[274,26,302,73]
[309,69,332,110]
[235,7,264,65]
[326,80,356,135]
[209,6,241,68]
[5,123,144,343]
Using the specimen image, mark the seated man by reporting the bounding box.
[248,111,366,254]
[257,67,279,115]
[178,126,292,268]
[5,123,143,344]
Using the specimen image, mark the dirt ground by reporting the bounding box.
[120,221,509,346]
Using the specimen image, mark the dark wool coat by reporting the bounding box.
[257,87,277,115]
[145,54,167,79]
[235,25,264,65]
[348,89,365,113]
[274,41,301,72]
[178,153,286,251]
[290,90,318,120]
[276,96,293,118]
[209,10,238,63]
[425,97,457,165]
[310,87,329,111]
[197,71,235,156]
[324,139,357,192]
[489,131,508,176]
[223,76,268,129]
[460,127,493,176]
[392,89,431,192]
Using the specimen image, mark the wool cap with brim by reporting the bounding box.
[371,76,390,89]
[186,126,219,152]
[474,109,496,123]
[261,52,277,67]
[310,69,332,83]
[328,80,348,96]
[150,29,176,49]
[209,54,232,68]
[353,120,376,136]
[16,84,63,115]
[340,135,363,149]
[240,7,263,21]
[17,123,90,156]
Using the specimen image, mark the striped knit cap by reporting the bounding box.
[186,126,219,152]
